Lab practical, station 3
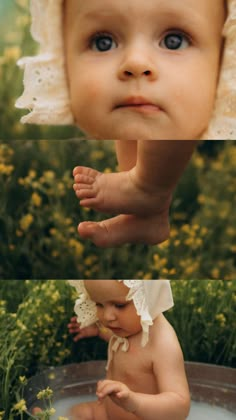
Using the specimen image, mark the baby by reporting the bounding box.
[16,0,236,141]
[68,280,190,420]
[15,0,236,246]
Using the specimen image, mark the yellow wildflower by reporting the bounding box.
[68,239,84,256]
[4,46,21,61]
[226,227,235,237]
[215,313,226,327]
[19,214,34,231]
[16,0,28,8]
[52,250,60,258]
[197,194,206,205]
[143,273,152,280]
[43,170,55,182]
[193,155,204,168]
[28,170,37,179]
[19,376,27,385]
[211,268,220,279]
[13,399,27,413]
[16,15,30,28]
[16,319,27,331]
[31,192,42,207]
[0,163,14,176]
[37,387,53,400]
[48,408,56,415]
[0,411,5,420]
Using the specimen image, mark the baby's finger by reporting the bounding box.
[97,381,122,398]
[68,316,78,324]
[73,332,84,342]
[68,324,81,332]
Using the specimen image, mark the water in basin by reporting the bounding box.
[50,395,236,420]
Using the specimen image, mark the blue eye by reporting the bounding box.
[160,33,190,50]
[91,34,117,52]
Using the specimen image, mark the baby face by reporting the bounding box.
[84,280,142,338]
[64,0,225,140]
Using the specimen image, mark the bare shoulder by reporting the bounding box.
[149,314,185,368]
[149,315,189,396]
[150,315,180,347]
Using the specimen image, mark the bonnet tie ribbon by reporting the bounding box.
[106,335,129,370]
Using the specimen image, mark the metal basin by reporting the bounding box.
[25,361,236,417]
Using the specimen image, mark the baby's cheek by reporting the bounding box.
[86,84,104,102]
[78,70,103,98]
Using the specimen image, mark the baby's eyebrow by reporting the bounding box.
[78,9,127,24]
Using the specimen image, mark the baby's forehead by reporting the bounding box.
[65,0,224,18]
[84,280,129,301]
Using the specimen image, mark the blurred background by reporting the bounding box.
[0,0,80,140]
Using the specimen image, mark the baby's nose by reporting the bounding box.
[103,307,116,321]
[118,46,158,81]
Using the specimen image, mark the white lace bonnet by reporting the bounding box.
[68,280,174,347]
[15,0,236,139]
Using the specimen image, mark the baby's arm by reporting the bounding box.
[96,380,189,420]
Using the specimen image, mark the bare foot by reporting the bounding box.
[78,212,170,247]
[73,166,172,216]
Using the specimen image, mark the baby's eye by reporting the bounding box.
[160,33,190,50]
[96,303,103,308]
[91,33,117,52]
[114,303,127,309]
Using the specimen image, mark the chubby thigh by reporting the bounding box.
[69,400,108,420]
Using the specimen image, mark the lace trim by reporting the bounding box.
[15,0,74,125]
[68,280,98,327]
[202,0,236,139]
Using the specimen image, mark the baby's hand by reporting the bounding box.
[67,317,99,342]
[96,380,135,413]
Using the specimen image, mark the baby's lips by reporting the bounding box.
[115,95,162,110]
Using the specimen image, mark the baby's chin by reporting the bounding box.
[80,122,204,141]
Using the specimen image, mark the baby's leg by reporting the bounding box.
[115,140,137,170]
[74,141,176,216]
[75,141,197,246]
[69,400,108,420]
[75,140,173,246]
